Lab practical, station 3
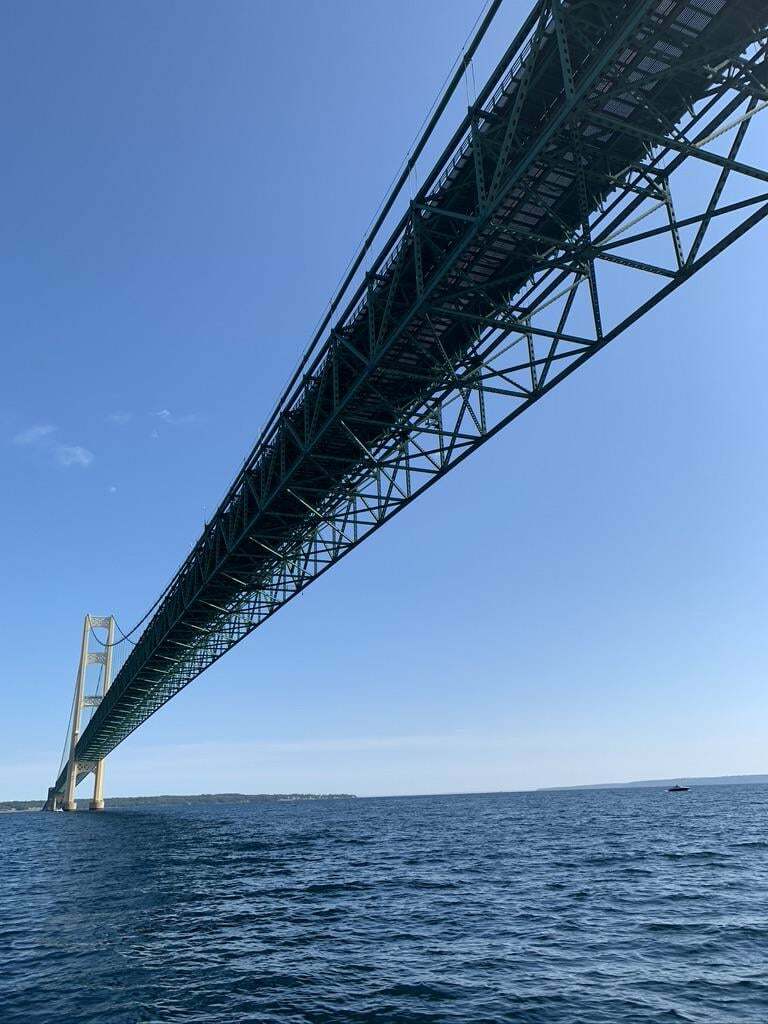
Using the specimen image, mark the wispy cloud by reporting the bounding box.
[106,411,132,425]
[56,445,94,468]
[13,424,57,445]
[12,422,94,469]
[155,408,197,426]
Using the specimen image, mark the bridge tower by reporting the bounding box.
[57,614,115,812]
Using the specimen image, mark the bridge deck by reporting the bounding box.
[58,0,767,790]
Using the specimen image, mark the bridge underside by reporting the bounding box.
[56,0,768,794]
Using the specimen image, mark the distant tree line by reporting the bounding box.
[0,792,356,812]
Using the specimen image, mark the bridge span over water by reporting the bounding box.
[46,0,768,809]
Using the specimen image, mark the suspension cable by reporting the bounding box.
[89,618,138,648]
[56,684,77,780]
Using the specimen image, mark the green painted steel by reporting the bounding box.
[55,0,768,794]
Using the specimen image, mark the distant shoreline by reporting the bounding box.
[538,773,768,791]
[0,793,357,812]
[3,776,767,812]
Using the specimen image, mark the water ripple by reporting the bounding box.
[2,786,768,1022]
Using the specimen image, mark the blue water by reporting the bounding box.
[2,787,768,1023]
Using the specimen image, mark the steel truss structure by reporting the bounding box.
[54,0,768,795]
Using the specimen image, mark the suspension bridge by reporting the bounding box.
[45,0,768,810]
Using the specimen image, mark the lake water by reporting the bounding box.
[2,786,767,1022]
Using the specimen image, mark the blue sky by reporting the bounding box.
[2,1,767,800]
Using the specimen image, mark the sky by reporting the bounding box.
[1,1,767,801]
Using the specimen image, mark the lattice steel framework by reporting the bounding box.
[53,0,768,795]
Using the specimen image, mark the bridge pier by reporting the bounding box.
[42,787,59,812]
[89,761,106,812]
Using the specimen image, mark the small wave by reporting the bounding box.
[10,787,768,1023]
[660,850,730,861]
[645,920,703,933]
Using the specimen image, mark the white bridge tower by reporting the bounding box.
[45,614,115,812]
